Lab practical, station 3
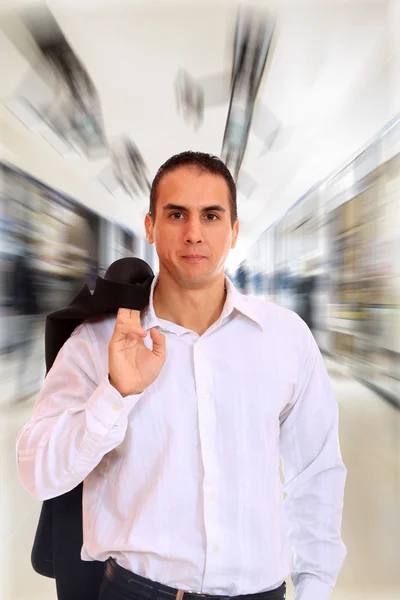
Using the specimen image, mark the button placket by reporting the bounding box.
[193,340,222,580]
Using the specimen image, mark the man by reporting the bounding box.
[17,152,346,600]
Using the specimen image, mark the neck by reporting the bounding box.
[153,271,227,336]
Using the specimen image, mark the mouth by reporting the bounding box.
[181,255,206,262]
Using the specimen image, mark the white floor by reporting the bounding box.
[1,350,399,600]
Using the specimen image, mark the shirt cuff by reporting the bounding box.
[86,375,142,431]
[294,577,333,600]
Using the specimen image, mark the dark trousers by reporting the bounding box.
[98,559,286,600]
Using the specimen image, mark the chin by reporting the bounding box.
[164,260,222,287]
[181,271,220,289]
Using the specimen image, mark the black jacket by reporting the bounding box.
[31,257,154,600]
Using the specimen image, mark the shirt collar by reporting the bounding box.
[141,274,264,333]
[223,277,265,331]
[140,276,161,332]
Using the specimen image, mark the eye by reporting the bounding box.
[170,212,184,220]
[204,213,219,221]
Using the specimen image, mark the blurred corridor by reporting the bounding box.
[1,0,400,599]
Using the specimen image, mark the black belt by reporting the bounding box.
[104,559,286,600]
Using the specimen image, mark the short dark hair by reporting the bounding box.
[149,151,237,224]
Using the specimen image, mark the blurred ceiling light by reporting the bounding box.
[97,163,120,196]
[97,137,150,201]
[221,6,276,180]
[111,138,150,198]
[39,127,74,157]
[2,97,44,130]
[20,3,107,160]
[175,69,204,130]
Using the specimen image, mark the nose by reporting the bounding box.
[184,217,204,245]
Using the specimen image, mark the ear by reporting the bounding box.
[144,213,154,244]
[231,219,239,249]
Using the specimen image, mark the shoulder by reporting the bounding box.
[70,313,117,344]
[243,294,309,337]
[58,314,116,374]
[241,294,315,357]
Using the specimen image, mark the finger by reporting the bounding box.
[113,323,147,338]
[117,308,142,327]
[150,328,166,359]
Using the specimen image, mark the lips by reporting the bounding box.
[181,255,206,262]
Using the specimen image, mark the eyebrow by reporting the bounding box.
[162,203,227,213]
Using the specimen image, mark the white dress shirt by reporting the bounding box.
[17,276,346,600]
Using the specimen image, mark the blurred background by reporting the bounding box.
[0,1,399,599]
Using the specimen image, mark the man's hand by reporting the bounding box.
[108,308,166,397]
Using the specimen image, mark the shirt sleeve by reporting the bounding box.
[279,321,347,600]
[16,322,142,501]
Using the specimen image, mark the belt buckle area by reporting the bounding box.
[176,590,213,600]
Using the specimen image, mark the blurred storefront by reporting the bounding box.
[0,163,145,317]
[0,163,98,313]
[247,116,400,406]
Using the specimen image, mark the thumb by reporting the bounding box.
[150,328,166,360]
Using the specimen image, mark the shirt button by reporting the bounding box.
[203,391,210,398]
[212,545,219,553]
[205,443,212,450]
[113,404,121,412]
[209,493,216,501]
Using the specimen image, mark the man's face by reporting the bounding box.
[145,166,239,288]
